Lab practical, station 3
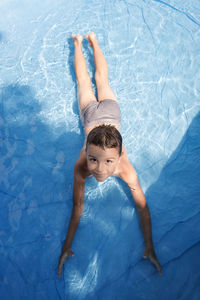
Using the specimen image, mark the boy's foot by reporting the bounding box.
[71,34,83,46]
[85,32,97,47]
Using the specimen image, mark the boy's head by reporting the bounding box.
[86,125,122,181]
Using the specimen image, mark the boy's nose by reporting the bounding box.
[96,162,104,172]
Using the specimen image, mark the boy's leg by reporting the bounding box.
[85,33,117,102]
[72,35,96,111]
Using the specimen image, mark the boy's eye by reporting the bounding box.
[106,160,113,163]
[90,158,97,162]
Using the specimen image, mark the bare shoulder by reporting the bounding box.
[74,146,90,181]
[118,145,139,187]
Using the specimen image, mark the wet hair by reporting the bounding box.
[86,125,122,156]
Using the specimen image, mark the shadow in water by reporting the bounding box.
[146,111,200,242]
[0,83,82,300]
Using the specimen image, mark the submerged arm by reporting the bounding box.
[63,176,85,249]
[131,184,161,275]
[121,160,161,274]
[129,179,153,249]
[58,162,85,277]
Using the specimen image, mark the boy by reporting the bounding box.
[58,33,161,277]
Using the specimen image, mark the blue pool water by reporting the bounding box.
[0,1,200,299]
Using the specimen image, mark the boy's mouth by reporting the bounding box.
[95,173,106,177]
[93,172,107,178]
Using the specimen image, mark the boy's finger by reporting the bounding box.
[155,262,162,275]
[58,264,63,277]
[58,254,68,277]
[150,256,162,275]
[58,251,74,277]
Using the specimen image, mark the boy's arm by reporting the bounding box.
[120,160,162,275]
[58,161,86,277]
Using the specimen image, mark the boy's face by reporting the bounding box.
[86,144,120,182]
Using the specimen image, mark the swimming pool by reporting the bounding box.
[0,0,200,299]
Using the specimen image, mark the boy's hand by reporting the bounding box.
[143,248,162,275]
[58,248,75,277]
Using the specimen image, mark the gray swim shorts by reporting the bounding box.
[80,99,121,129]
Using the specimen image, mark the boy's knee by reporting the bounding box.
[78,74,91,86]
[95,71,108,85]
